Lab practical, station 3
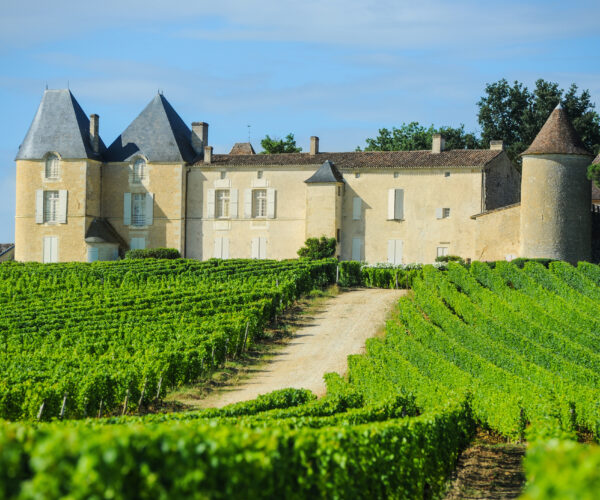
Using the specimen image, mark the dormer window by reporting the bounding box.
[45,154,59,179]
[132,159,145,183]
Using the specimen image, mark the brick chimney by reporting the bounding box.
[432,134,445,154]
[310,136,319,155]
[490,140,504,151]
[192,122,209,156]
[89,114,100,154]
[204,146,213,164]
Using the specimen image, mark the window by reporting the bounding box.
[43,236,58,263]
[337,186,341,196]
[214,237,230,259]
[251,237,267,259]
[444,171,450,178]
[45,154,59,179]
[436,207,451,219]
[220,171,227,180]
[336,228,341,242]
[257,171,263,179]
[388,189,404,220]
[252,189,267,218]
[216,189,230,218]
[388,239,403,265]
[443,208,451,218]
[353,197,361,220]
[437,247,448,258]
[355,172,360,178]
[393,172,399,178]
[352,238,362,261]
[132,193,146,226]
[130,237,145,250]
[132,159,145,183]
[44,191,59,223]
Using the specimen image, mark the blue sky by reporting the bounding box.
[1,0,599,242]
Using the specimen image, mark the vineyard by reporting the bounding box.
[1,258,600,498]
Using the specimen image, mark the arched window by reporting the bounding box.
[45,154,59,179]
[132,159,145,183]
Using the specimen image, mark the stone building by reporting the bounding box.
[14,90,594,264]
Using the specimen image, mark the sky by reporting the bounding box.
[1,0,599,243]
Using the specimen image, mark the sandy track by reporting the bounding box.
[200,288,405,408]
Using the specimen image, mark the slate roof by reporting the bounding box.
[105,94,196,163]
[305,160,344,183]
[229,142,256,155]
[16,90,105,160]
[0,244,14,257]
[198,149,503,169]
[522,104,592,156]
[85,218,127,247]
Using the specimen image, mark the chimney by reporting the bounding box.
[204,146,213,164]
[89,114,99,154]
[310,136,319,155]
[432,133,445,154]
[192,122,209,155]
[490,140,504,151]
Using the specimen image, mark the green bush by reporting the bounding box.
[338,261,362,286]
[297,237,336,260]
[434,254,465,265]
[125,248,181,259]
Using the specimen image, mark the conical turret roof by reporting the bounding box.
[305,160,344,183]
[522,104,591,156]
[105,94,195,163]
[16,89,105,160]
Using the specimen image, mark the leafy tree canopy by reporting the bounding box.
[260,133,302,154]
[297,237,337,260]
[357,122,481,152]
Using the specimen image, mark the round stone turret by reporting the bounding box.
[520,104,594,263]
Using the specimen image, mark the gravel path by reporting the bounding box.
[201,288,405,408]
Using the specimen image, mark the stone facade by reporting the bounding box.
[13,91,594,264]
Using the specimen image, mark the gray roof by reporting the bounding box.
[0,244,14,257]
[105,94,195,163]
[16,90,105,160]
[85,218,127,247]
[305,160,344,183]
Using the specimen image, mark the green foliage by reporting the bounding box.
[338,261,362,286]
[434,254,465,265]
[587,161,600,189]
[357,122,481,151]
[478,78,600,165]
[259,133,302,154]
[297,236,336,260]
[125,248,181,259]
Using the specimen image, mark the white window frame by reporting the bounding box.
[132,193,146,227]
[216,189,230,219]
[132,159,145,184]
[45,154,59,179]
[437,246,449,258]
[252,189,267,218]
[44,191,59,223]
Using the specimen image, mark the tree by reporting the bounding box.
[260,133,302,154]
[478,78,600,166]
[357,122,481,151]
[297,237,337,260]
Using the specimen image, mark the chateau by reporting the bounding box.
[15,90,597,264]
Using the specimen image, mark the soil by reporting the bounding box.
[196,287,405,408]
[444,430,526,500]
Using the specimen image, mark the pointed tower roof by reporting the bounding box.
[229,142,256,155]
[522,104,592,156]
[305,160,344,183]
[593,153,600,165]
[105,94,195,163]
[16,89,105,160]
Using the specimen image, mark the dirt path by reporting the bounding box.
[199,288,405,408]
[444,432,526,499]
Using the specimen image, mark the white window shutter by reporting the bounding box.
[57,190,68,223]
[266,188,276,219]
[394,240,403,264]
[145,193,154,226]
[251,237,259,259]
[35,190,44,224]
[87,247,99,262]
[388,190,395,220]
[394,189,404,220]
[352,238,362,261]
[222,237,229,259]
[123,193,131,226]
[436,207,443,219]
[353,197,361,220]
[51,237,58,262]
[259,237,267,259]
[43,237,51,263]
[230,189,238,218]
[207,189,215,219]
[214,238,222,258]
[387,240,395,264]
[244,189,252,218]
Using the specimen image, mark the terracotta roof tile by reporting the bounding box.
[522,105,591,156]
[197,149,503,169]
[229,142,256,155]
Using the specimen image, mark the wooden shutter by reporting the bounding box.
[244,189,252,218]
[353,197,361,220]
[50,237,58,263]
[388,190,395,220]
[387,240,395,264]
[394,189,404,219]
[145,193,154,226]
[214,238,222,258]
[352,238,361,261]
[251,237,259,259]
[230,189,238,218]
[394,240,403,264]
[266,188,276,219]
[35,190,44,224]
[207,189,215,219]
[123,193,131,226]
[435,207,443,219]
[43,237,51,263]
[222,237,229,259]
[57,190,68,223]
[259,237,267,259]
